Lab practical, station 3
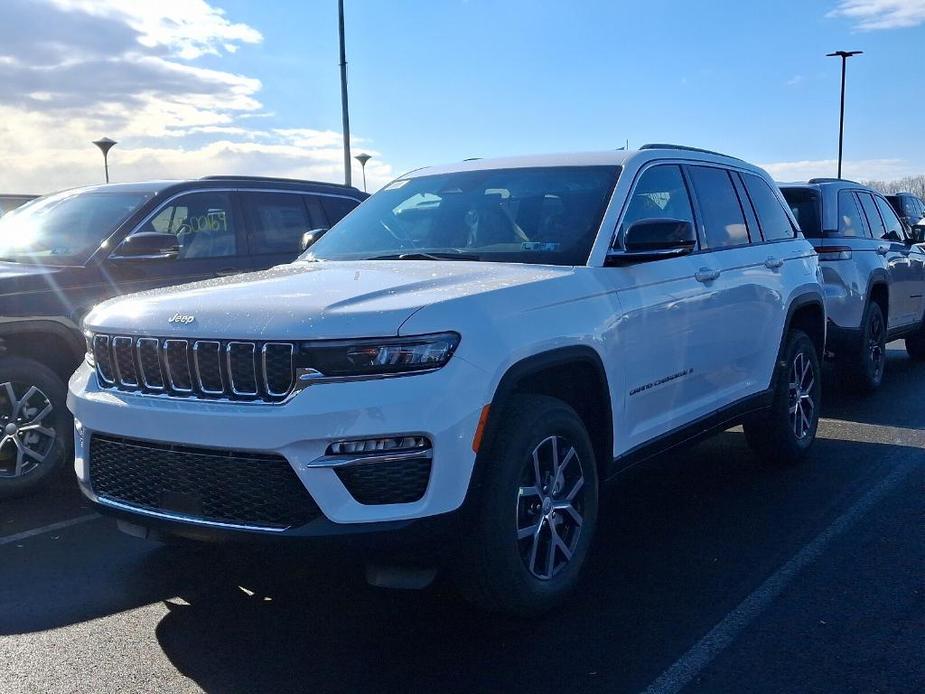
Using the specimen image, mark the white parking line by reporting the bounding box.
[642,455,919,694]
[0,513,100,546]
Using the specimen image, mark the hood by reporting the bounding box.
[85,260,574,339]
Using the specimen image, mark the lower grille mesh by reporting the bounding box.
[335,457,431,505]
[89,435,321,529]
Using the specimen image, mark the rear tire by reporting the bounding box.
[744,330,820,465]
[841,302,887,393]
[455,395,599,616]
[0,357,72,499]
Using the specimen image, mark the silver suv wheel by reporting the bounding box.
[0,382,56,479]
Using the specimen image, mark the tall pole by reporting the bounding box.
[355,153,371,192]
[92,138,117,184]
[338,0,352,187]
[826,51,862,179]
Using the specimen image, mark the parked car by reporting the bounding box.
[0,175,365,498]
[886,192,925,241]
[71,146,825,615]
[780,179,925,391]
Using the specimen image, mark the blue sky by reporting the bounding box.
[1,0,923,193]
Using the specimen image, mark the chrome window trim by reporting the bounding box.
[227,341,258,396]
[162,339,193,393]
[136,337,165,391]
[111,336,139,388]
[193,340,225,395]
[261,343,295,397]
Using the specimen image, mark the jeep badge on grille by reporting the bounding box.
[168,313,195,325]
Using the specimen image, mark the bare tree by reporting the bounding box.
[862,175,925,198]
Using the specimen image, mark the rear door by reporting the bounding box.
[875,194,925,326]
[240,191,326,270]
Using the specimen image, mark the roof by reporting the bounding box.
[404,146,762,179]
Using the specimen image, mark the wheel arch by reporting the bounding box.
[0,319,85,384]
[783,292,826,363]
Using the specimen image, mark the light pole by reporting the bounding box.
[826,50,862,179]
[92,137,117,183]
[354,153,371,191]
[338,0,352,187]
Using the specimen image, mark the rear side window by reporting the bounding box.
[143,191,237,259]
[857,192,886,238]
[875,195,906,241]
[242,192,319,255]
[320,196,361,227]
[742,174,794,241]
[688,166,749,249]
[619,164,695,238]
[780,188,821,238]
[837,191,868,237]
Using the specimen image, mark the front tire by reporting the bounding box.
[456,395,599,616]
[744,330,820,465]
[0,357,72,499]
[842,302,887,393]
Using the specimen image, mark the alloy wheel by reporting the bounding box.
[868,310,886,383]
[516,435,586,580]
[0,382,56,478]
[788,352,816,440]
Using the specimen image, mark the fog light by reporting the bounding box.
[327,436,430,455]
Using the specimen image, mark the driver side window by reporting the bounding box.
[619,165,695,245]
[141,192,238,259]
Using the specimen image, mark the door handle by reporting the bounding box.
[694,268,721,283]
[877,246,889,256]
[764,256,784,270]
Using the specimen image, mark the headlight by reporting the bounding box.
[84,332,95,367]
[297,332,460,379]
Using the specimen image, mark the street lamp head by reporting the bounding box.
[92,137,117,156]
[354,153,372,167]
[826,50,863,58]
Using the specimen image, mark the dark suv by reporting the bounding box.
[886,192,925,241]
[0,175,365,497]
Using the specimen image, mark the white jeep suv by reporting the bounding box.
[69,146,826,614]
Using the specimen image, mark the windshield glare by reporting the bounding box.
[0,190,151,265]
[306,166,621,266]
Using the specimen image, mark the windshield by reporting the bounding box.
[0,189,151,265]
[306,166,621,266]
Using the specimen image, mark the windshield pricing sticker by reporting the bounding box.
[384,179,410,191]
[521,242,560,252]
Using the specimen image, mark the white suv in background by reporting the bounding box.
[70,146,826,614]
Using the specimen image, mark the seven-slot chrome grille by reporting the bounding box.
[92,334,295,402]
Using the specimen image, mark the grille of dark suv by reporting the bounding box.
[92,334,295,402]
[335,457,432,505]
[89,435,321,529]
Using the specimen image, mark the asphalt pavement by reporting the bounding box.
[1,343,922,694]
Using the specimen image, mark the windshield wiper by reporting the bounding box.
[367,251,480,261]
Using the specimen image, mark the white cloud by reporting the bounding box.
[786,75,805,86]
[760,158,923,182]
[827,0,925,30]
[0,0,392,194]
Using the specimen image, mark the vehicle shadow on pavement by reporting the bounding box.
[151,429,918,693]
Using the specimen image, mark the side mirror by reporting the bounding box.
[110,232,179,261]
[607,218,697,265]
[912,220,925,244]
[300,228,329,252]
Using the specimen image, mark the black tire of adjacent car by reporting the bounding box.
[0,357,72,499]
[905,327,925,361]
[743,330,820,465]
[842,302,887,393]
[455,394,599,616]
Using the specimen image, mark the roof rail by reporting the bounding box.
[200,175,356,188]
[807,177,861,185]
[639,143,744,161]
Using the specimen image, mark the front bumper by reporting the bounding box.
[68,355,489,537]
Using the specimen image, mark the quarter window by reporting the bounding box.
[320,196,361,227]
[742,174,794,241]
[619,165,695,241]
[837,191,867,237]
[142,192,237,259]
[242,193,317,255]
[688,166,750,249]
